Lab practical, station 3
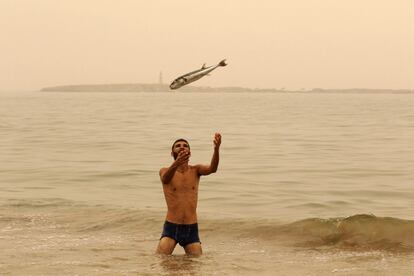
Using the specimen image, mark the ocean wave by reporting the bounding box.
[73,209,161,232]
[2,198,75,208]
[275,214,414,251]
[199,214,414,252]
[2,199,413,252]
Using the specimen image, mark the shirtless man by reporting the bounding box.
[156,133,221,256]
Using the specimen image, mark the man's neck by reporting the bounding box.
[176,163,189,172]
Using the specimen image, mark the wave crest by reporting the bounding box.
[280,214,414,251]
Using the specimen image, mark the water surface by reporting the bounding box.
[1,91,413,275]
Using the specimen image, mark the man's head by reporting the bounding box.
[171,138,191,160]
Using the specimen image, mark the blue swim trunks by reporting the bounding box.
[160,221,201,247]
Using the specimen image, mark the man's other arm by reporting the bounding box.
[197,133,221,176]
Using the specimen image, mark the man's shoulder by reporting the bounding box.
[192,164,206,170]
[190,165,202,174]
[159,167,168,175]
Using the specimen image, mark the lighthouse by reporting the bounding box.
[159,71,163,85]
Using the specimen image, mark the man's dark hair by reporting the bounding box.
[171,138,190,151]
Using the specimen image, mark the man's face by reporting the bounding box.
[172,141,190,160]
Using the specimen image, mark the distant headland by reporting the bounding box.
[40,83,413,94]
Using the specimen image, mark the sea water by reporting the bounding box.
[1,91,414,275]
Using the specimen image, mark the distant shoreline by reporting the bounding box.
[40,83,414,94]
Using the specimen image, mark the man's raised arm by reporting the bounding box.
[197,133,221,176]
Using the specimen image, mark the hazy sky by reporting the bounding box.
[1,0,413,90]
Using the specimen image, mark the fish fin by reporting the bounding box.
[218,59,227,66]
[201,63,207,69]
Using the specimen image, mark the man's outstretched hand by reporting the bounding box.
[214,133,222,149]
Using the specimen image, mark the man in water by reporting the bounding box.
[156,133,222,256]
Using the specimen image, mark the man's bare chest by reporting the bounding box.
[170,170,199,192]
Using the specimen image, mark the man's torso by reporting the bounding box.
[162,165,200,224]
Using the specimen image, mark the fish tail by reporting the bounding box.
[218,59,227,66]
